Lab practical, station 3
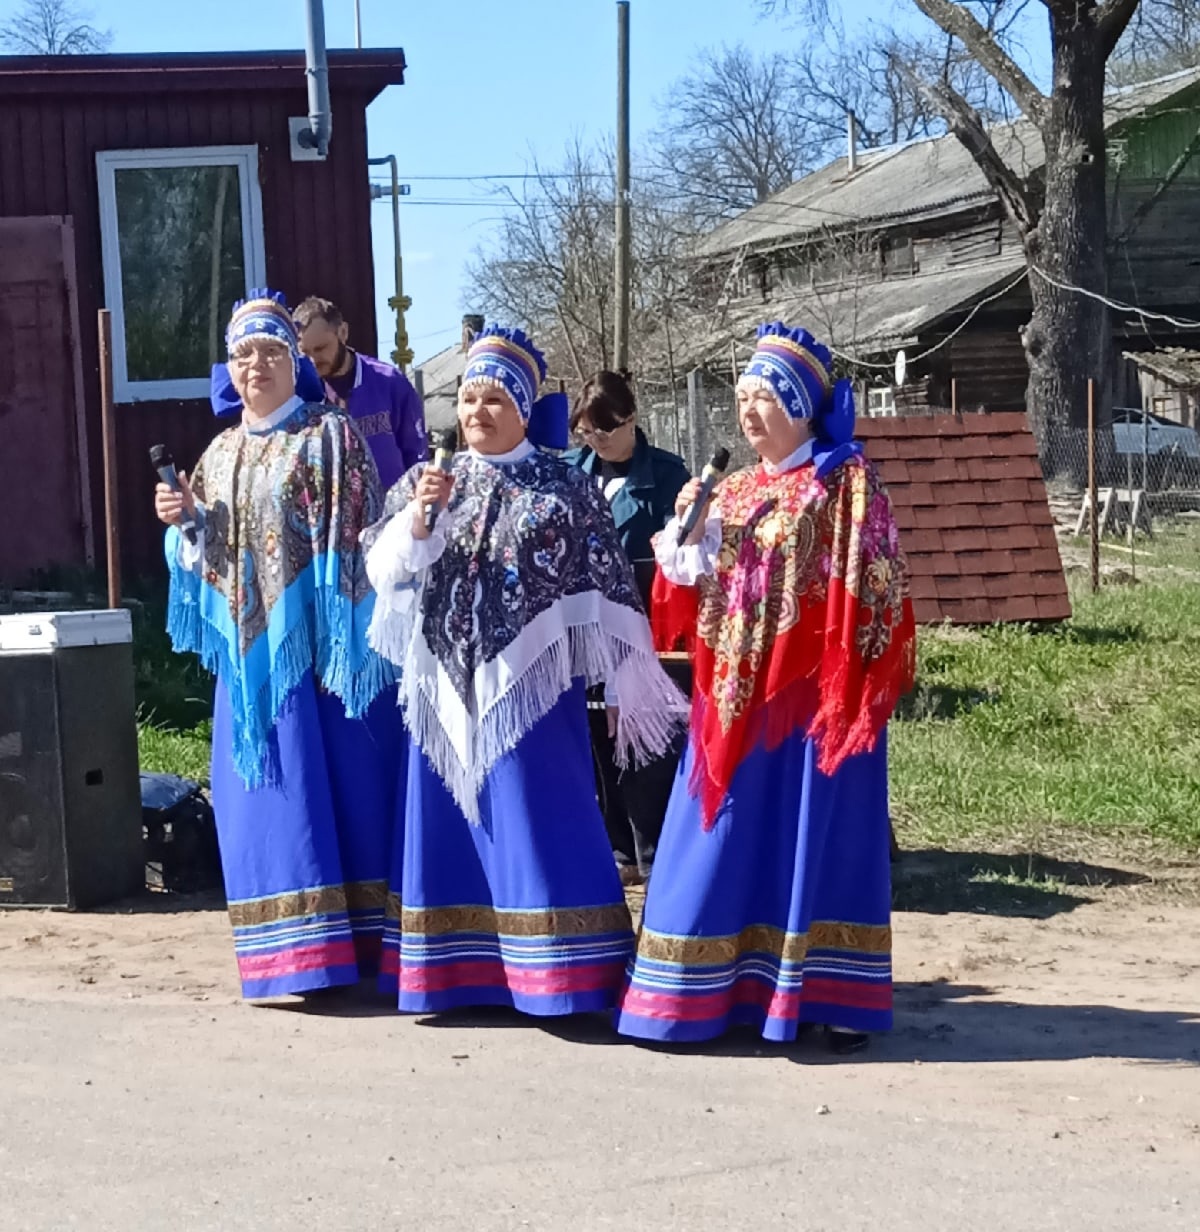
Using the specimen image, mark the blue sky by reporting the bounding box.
[91,0,1043,365]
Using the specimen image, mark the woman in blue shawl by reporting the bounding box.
[154,291,403,1000]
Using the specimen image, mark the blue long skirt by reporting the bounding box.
[210,673,404,999]
[615,728,893,1043]
[380,679,635,1017]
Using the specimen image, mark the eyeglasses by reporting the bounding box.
[579,418,634,442]
[232,348,291,371]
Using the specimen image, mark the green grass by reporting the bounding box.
[129,587,214,786]
[124,562,1200,858]
[891,576,1200,855]
[137,717,213,784]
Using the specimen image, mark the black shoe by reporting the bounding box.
[826,1028,870,1055]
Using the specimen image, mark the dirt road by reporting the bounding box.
[1,860,1198,1231]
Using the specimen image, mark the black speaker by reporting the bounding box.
[0,611,144,909]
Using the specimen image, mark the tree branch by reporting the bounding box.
[915,69,1039,235]
[1096,0,1144,60]
[911,0,1048,127]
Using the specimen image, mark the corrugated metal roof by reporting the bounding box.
[683,256,1027,367]
[415,342,466,431]
[1124,346,1200,387]
[698,65,1200,259]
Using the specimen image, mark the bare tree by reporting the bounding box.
[0,0,111,53]
[788,17,1010,157]
[764,0,1155,452]
[1110,0,1200,82]
[652,44,815,222]
[465,143,698,387]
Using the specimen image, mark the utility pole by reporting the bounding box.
[614,1,632,372]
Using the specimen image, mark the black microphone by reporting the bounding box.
[677,447,731,545]
[149,444,197,545]
[424,429,459,532]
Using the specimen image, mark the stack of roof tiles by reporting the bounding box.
[856,411,1071,624]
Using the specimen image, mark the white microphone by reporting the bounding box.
[677,447,731,545]
[149,444,197,545]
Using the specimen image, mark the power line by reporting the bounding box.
[826,266,1031,369]
[1028,264,1200,330]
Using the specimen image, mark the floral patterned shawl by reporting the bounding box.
[165,402,393,785]
[363,451,686,823]
[653,453,916,826]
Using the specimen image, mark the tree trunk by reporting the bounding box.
[1021,9,1112,476]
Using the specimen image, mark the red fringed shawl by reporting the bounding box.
[651,456,916,827]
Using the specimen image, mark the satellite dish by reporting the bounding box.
[894,350,907,387]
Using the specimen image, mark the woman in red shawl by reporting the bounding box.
[614,322,916,1052]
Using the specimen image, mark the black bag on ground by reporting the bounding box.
[140,773,223,895]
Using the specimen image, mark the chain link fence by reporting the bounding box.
[1040,409,1200,586]
[638,368,754,475]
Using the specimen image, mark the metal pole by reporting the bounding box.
[1088,378,1099,594]
[614,1,631,372]
[354,0,362,48]
[1126,406,1135,579]
[368,155,412,369]
[99,309,121,610]
[951,377,958,416]
[301,0,332,155]
[685,368,702,474]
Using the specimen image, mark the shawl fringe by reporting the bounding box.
[168,538,391,787]
[377,601,686,824]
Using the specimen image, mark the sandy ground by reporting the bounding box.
[1,867,1198,1232]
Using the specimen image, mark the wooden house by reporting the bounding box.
[0,49,405,584]
[686,66,1200,418]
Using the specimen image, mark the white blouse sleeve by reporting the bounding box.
[173,503,207,574]
[365,504,447,607]
[654,513,722,585]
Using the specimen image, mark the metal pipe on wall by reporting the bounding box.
[369,155,413,370]
[300,0,332,156]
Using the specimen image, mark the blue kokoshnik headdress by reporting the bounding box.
[461,324,547,422]
[211,287,328,416]
[738,321,857,448]
[460,322,568,449]
[226,288,302,363]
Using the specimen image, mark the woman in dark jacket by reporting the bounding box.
[564,371,690,884]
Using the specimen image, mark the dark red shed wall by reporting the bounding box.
[0,63,389,581]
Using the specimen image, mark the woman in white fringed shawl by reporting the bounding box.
[362,324,685,1019]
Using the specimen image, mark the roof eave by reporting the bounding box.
[0,48,407,101]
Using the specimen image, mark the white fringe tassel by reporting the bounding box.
[396,616,687,824]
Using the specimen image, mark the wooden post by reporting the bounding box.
[1088,378,1099,594]
[98,310,121,610]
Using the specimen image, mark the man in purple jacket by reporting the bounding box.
[294,296,428,490]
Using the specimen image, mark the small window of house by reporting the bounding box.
[881,236,916,277]
[97,146,267,402]
[867,387,897,417]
